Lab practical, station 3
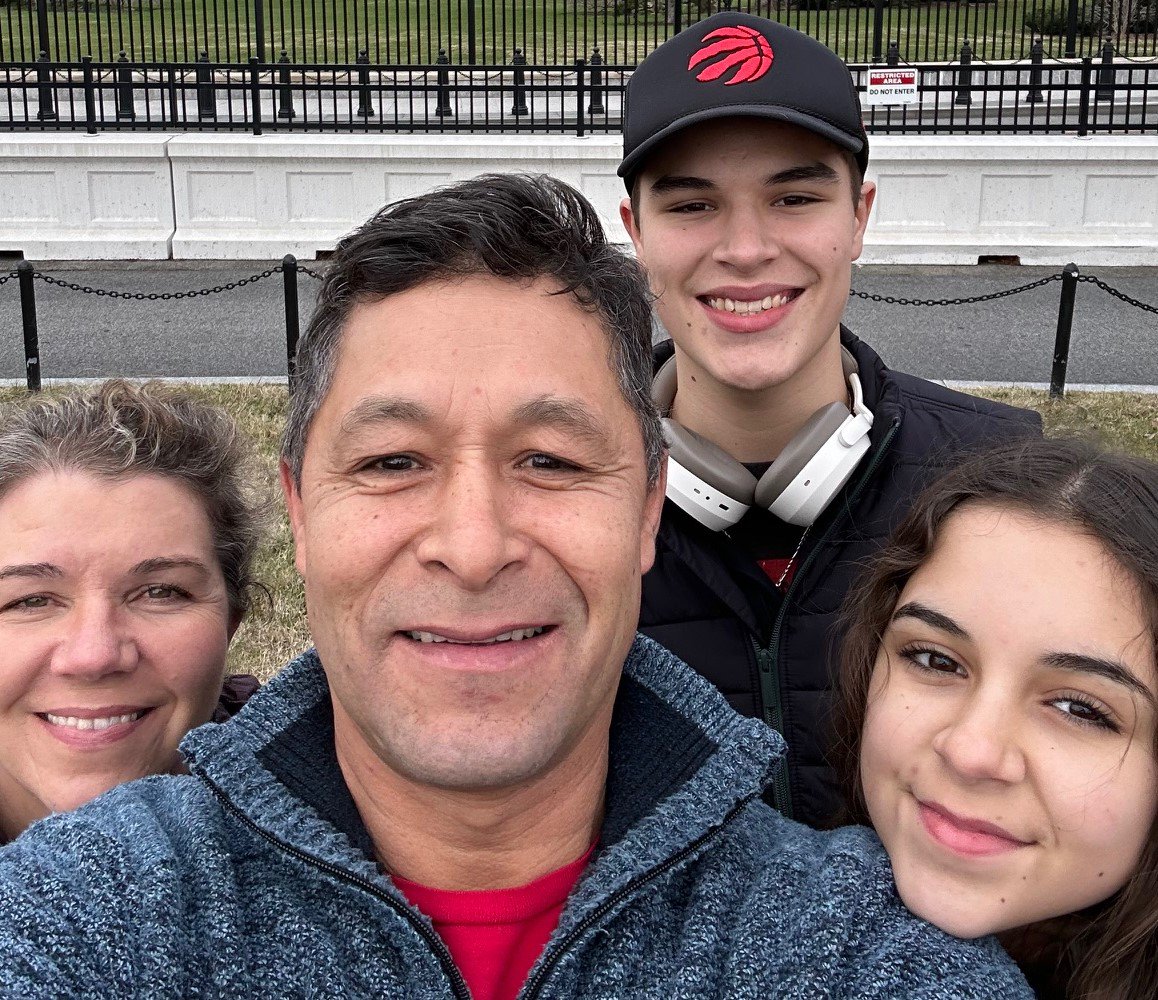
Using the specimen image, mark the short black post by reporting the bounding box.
[1064,0,1080,58]
[282,254,300,391]
[17,262,41,393]
[871,0,885,64]
[1026,36,1043,103]
[955,40,973,105]
[587,47,605,115]
[886,40,899,67]
[575,57,585,138]
[1050,263,1079,399]
[249,56,263,135]
[511,49,528,116]
[277,49,295,118]
[36,0,52,64]
[36,50,57,121]
[356,49,373,118]
[1096,39,1115,101]
[197,51,217,119]
[435,48,453,118]
[82,55,97,134]
[115,50,136,121]
[1077,57,1092,135]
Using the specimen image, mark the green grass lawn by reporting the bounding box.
[6,0,1152,66]
[0,383,1153,680]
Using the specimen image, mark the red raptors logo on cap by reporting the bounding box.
[688,24,774,85]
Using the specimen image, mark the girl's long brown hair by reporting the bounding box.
[830,437,1158,1000]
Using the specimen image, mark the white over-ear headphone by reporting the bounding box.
[652,348,874,530]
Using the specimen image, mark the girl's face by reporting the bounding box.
[0,470,234,841]
[860,504,1158,938]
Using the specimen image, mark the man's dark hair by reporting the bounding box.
[283,174,663,487]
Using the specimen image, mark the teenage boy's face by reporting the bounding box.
[622,118,874,396]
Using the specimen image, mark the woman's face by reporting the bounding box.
[0,470,234,840]
[860,504,1158,938]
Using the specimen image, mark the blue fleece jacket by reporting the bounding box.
[0,636,1029,998]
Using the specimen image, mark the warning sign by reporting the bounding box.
[864,68,919,105]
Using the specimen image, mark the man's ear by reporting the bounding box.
[851,180,877,262]
[620,197,644,256]
[279,457,308,576]
[639,454,667,576]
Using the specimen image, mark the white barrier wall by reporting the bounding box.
[4,133,1157,264]
[0,134,176,259]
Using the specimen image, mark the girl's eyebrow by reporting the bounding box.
[1042,651,1155,703]
[892,601,970,640]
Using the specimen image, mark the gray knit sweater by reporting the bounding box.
[0,636,1029,998]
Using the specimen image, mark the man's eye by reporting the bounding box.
[669,201,713,214]
[776,195,818,207]
[523,453,578,473]
[363,455,420,473]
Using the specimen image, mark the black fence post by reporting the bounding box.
[197,51,217,119]
[36,0,52,63]
[871,0,885,63]
[356,49,374,118]
[17,262,41,393]
[277,49,295,118]
[167,64,179,123]
[886,40,899,67]
[1026,36,1043,103]
[1050,263,1079,399]
[250,56,263,135]
[1065,0,1080,58]
[511,49,528,116]
[587,47,605,114]
[1096,39,1115,101]
[82,55,97,134]
[955,40,973,105]
[467,0,477,66]
[253,0,266,63]
[36,50,57,121]
[282,254,299,391]
[575,57,585,138]
[116,50,136,121]
[435,49,454,117]
[1078,57,1092,135]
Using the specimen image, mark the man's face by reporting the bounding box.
[622,118,875,396]
[282,275,664,794]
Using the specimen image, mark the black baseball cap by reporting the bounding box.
[619,13,869,189]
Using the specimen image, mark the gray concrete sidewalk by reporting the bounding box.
[0,261,1154,385]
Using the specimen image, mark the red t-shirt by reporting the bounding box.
[393,843,596,1000]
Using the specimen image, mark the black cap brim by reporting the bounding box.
[617,104,867,189]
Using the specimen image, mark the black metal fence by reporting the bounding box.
[4,50,1154,133]
[4,0,1156,67]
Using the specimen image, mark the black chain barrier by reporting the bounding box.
[848,274,1063,307]
[2,263,1151,397]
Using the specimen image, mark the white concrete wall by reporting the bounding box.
[3,133,1157,265]
[0,134,176,259]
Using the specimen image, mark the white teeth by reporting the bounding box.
[707,291,797,315]
[44,712,143,730]
[407,627,546,645]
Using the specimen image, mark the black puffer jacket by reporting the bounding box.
[639,328,1042,828]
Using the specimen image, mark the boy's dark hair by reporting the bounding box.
[283,174,663,487]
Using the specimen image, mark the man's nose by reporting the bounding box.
[413,462,531,590]
[712,211,781,270]
[49,599,140,679]
[931,691,1027,785]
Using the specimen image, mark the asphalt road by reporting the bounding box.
[1,261,1154,385]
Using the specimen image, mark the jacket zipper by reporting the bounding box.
[195,766,759,1000]
[518,792,760,1000]
[191,765,472,1000]
[754,419,901,820]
